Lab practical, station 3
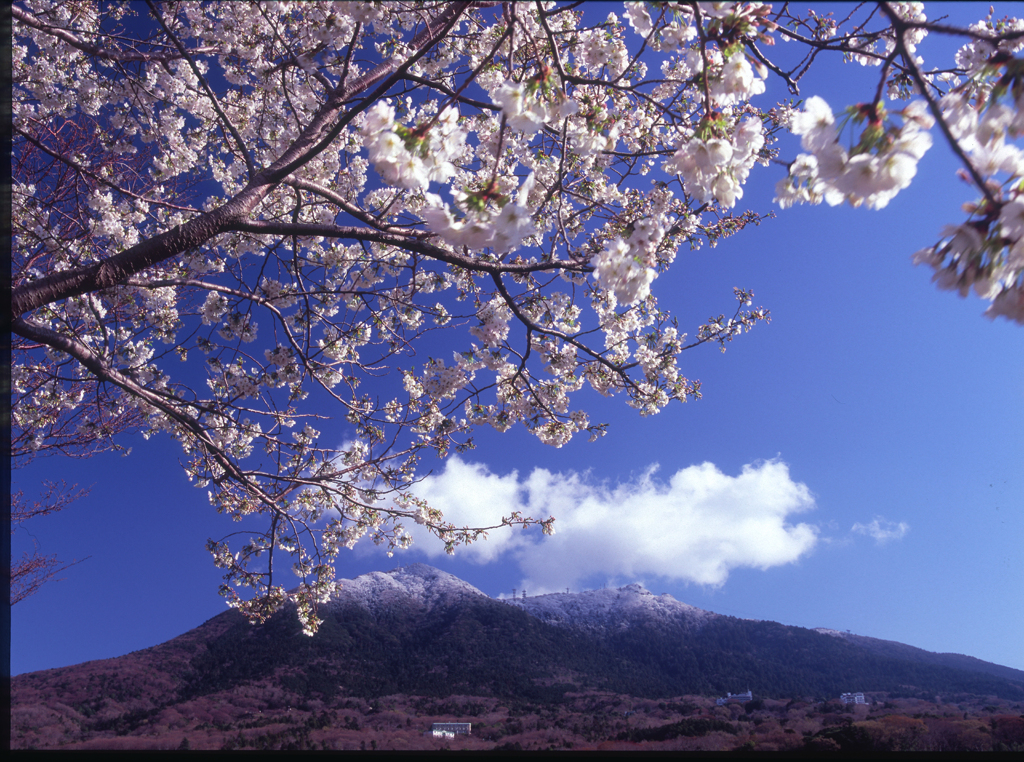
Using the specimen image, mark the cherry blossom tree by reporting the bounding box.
[10,1,1024,633]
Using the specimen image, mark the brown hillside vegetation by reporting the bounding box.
[12,659,1023,751]
[11,598,1024,751]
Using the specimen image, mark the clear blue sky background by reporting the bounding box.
[11,3,1023,677]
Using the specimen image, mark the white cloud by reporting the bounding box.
[852,517,910,544]
[402,457,532,563]
[399,457,819,593]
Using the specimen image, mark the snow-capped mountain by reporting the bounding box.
[11,563,1024,753]
[323,563,719,636]
[324,563,489,617]
[506,582,719,635]
[314,565,1023,694]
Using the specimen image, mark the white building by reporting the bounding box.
[431,722,471,737]
[716,690,753,706]
[840,692,867,705]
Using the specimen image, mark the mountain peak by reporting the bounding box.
[321,565,717,635]
[506,581,717,635]
[324,563,488,616]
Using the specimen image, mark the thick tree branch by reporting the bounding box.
[11,200,238,319]
[228,220,593,275]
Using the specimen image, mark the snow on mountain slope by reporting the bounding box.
[324,563,490,617]
[506,583,719,635]
[322,565,717,635]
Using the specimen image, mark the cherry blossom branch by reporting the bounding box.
[146,0,257,180]
[256,5,335,94]
[11,317,287,519]
[399,74,499,112]
[10,4,473,320]
[748,41,800,95]
[878,2,998,208]
[12,124,200,213]
[11,5,219,63]
[228,220,592,275]
[271,2,473,181]
[282,176,395,231]
[489,272,644,383]
[10,481,91,604]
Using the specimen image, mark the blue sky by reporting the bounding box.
[10,3,1024,677]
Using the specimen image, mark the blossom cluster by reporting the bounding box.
[422,173,538,254]
[910,90,1024,323]
[775,97,933,210]
[593,215,674,306]
[772,19,1024,323]
[580,13,630,77]
[361,101,466,190]
[666,115,766,208]
[492,79,579,135]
